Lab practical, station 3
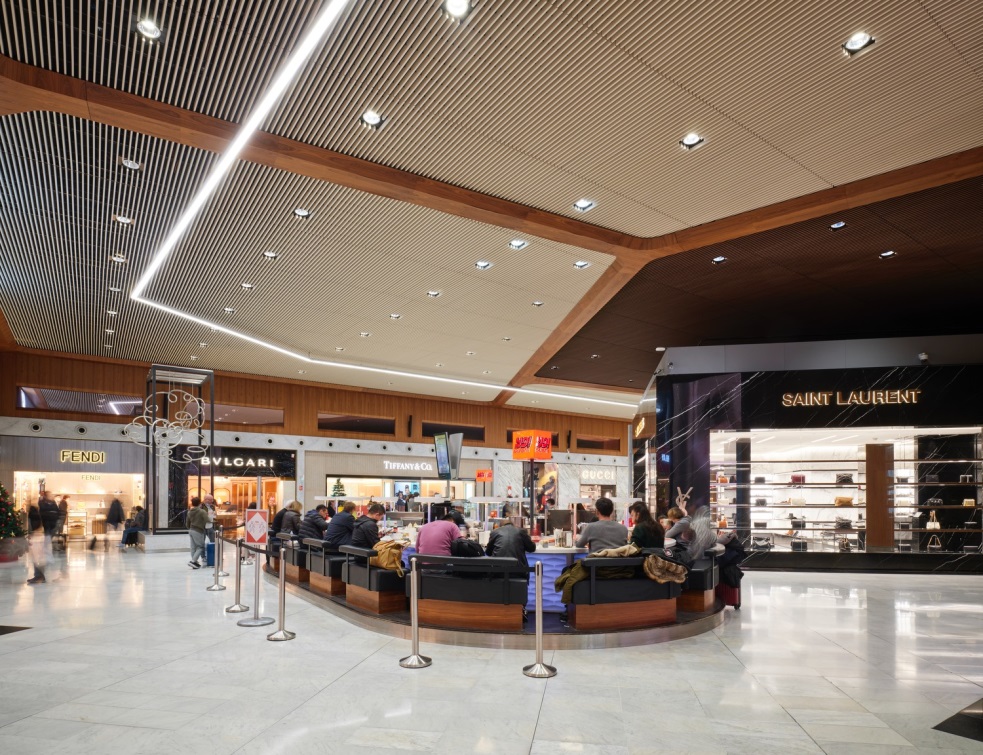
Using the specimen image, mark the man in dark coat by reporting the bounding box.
[485,519,536,571]
[299,505,330,541]
[28,491,60,584]
[324,502,357,550]
[351,503,386,549]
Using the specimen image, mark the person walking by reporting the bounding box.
[27,491,60,584]
[187,498,209,568]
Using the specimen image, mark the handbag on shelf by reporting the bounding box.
[750,536,773,551]
[926,511,941,531]
[834,496,854,507]
[753,522,767,528]
[754,498,767,506]
[754,476,766,484]
[835,517,852,529]
[717,474,729,484]
[959,474,973,483]
[838,537,853,552]
[836,473,854,485]
[926,534,942,552]
[924,474,939,484]
[790,539,808,552]
[962,499,976,507]
[791,518,805,530]
[897,476,910,484]
[926,497,943,506]
[790,474,806,485]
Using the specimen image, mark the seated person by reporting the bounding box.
[485,518,536,572]
[665,507,692,545]
[576,497,628,553]
[416,513,463,556]
[629,502,665,550]
[351,503,386,549]
[299,504,330,540]
[575,502,598,529]
[449,505,467,528]
[324,502,357,550]
[119,506,145,547]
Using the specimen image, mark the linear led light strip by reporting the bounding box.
[128,0,636,412]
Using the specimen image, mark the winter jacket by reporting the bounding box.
[351,515,380,549]
[281,509,301,535]
[39,499,60,535]
[28,504,42,532]
[187,506,209,533]
[298,510,328,541]
[106,499,125,527]
[324,511,355,549]
[484,523,536,569]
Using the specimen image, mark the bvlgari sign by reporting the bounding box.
[782,389,922,407]
[201,456,276,468]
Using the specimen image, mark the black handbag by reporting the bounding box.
[754,476,766,484]
[835,517,852,529]
[753,522,767,528]
[791,539,808,552]
[755,498,767,506]
[925,474,939,484]
[751,536,773,551]
[791,519,805,529]
[836,473,854,485]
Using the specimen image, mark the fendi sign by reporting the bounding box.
[60,450,106,464]
[782,389,922,408]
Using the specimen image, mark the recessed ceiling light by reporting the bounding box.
[679,132,705,150]
[136,18,162,40]
[475,260,493,270]
[573,198,596,213]
[105,344,113,349]
[110,254,127,264]
[550,365,559,370]
[466,351,475,356]
[509,239,528,250]
[120,157,141,171]
[829,221,847,230]
[461,391,468,395]
[590,354,601,359]
[444,0,471,19]
[224,307,236,314]
[573,260,591,269]
[426,290,442,298]
[190,356,199,361]
[879,250,897,259]
[655,346,666,352]
[105,329,115,335]
[435,362,443,367]
[298,370,306,375]
[531,301,544,307]
[263,250,279,259]
[530,400,539,404]
[107,310,117,316]
[335,346,345,352]
[241,282,254,290]
[293,207,311,218]
[114,214,134,226]
[360,109,384,128]
[108,286,122,293]
[482,370,491,375]
[711,255,728,265]
[199,342,207,348]
[360,331,371,338]
[502,336,511,342]
[842,31,875,56]
[390,313,401,320]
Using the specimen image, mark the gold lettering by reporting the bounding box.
[782,393,794,407]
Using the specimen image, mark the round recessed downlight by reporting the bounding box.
[241,283,254,290]
[107,310,117,316]
[711,255,728,265]
[509,239,528,250]
[293,207,311,218]
[136,18,162,40]
[390,313,401,320]
[120,157,141,171]
[532,300,544,307]
[680,132,705,149]
[655,346,667,352]
[550,365,559,370]
[360,331,371,338]
[114,214,134,225]
[361,109,383,127]
[263,250,279,259]
[502,336,511,342]
[426,290,442,298]
[435,362,444,367]
[475,260,493,270]
[830,221,847,230]
[105,329,115,335]
[335,346,345,352]
[466,351,475,356]
[879,250,897,259]
[109,286,122,293]
[224,307,236,314]
[843,31,873,54]
[573,260,591,269]
[444,0,470,18]
[482,370,491,375]
[573,198,596,212]
[199,342,207,348]
[110,254,127,264]
[190,356,199,361]
[298,370,307,375]
[590,354,601,359]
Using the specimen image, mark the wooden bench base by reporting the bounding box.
[309,571,346,596]
[345,583,406,614]
[418,598,523,631]
[270,558,279,573]
[286,563,310,584]
[679,589,714,612]
[571,598,676,631]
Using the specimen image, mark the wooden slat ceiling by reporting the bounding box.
[0,0,981,416]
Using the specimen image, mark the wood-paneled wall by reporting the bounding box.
[0,350,629,454]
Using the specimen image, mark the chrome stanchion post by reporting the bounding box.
[225,538,249,613]
[217,525,229,577]
[267,538,296,641]
[523,561,557,678]
[206,523,226,592]
[237,545,274,627]
[399,557,432,669]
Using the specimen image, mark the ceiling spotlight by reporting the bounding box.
[199,342,207,348]
[655,346,667,352]
[241,282,254,290]
[573,198,596,213]
[829,221,847,230]
[435,362,444,367]
[390,313,401,320]
[842,31,875,56]
[107,310,117,316]
[550,365,559,370]
[531,301,544,307]
[475,260,493,270]
[466,351,475,356]
[105,329,115,335]
[110,254,127,264]
[426,290,442,298]
[136,18,162,40]
[879,250,897,259]
[679,132,705,150]
[482,370,491,374]
[360,331,371,338]
[335,346,345,352]
[298,370,307,375]
[223,307,236,314]
[461,391,468,396]
[509,239,528,250]
[114,214,134,225]
[590,354,601,359]
[108,286,122,293]
[444,0,471,19]
[360,109,384,128]
[293,207,311,218]
[711,255,728,265]
[190,356,199,361]
[120,157,142,171]
[105,344,113,349]
[502,336,511,342]
[263,250,279,259]
[573,260,591,269]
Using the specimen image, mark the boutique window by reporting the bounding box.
[422,421,485,441]
[576,435,621,451]
[318,413,396,435]
[209,403,283,426]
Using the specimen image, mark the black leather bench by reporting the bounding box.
[569,556,681,630]
[339,545,407,613]
[282,536,309,584]
[408,554,530,630]
[680,546,721,612]
[303,539,347,596]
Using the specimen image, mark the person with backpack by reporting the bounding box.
[416,513,463,556]
[186,498,209,569]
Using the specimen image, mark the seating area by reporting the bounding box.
[568,556,682,630]
[303,539,346,596]
[679,550,721,611]
[338,545,408,614]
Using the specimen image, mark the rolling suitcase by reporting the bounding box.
[716,581,741,609]
[205,541,215,567]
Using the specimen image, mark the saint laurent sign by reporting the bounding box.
[782,389,922,407]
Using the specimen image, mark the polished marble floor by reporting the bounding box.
[0,547,980,754]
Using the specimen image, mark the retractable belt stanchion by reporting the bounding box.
[399,556,432,669]
[225,538,249,614]
[267,535,296,641]
[206,524,226,592]
[523,561,557,678]
[237,544,275,627]
[217,525,229,577]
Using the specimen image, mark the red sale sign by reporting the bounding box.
[244,509,269,545]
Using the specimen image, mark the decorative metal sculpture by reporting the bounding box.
[123,389,209,462]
